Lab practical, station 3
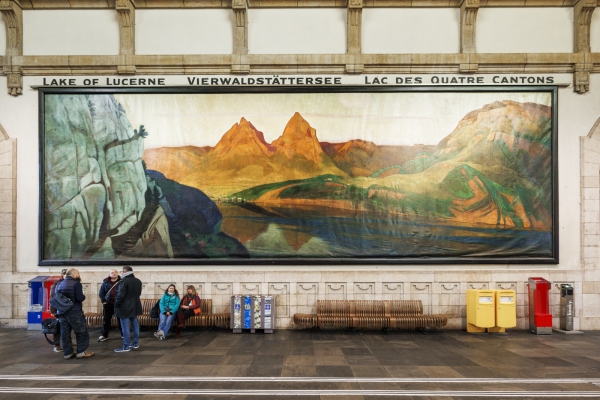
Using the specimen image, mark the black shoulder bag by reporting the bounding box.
[41,318,60,345]
[50,292,74,314]
[149,300,160,319]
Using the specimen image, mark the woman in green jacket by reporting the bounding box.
[155,284,180,340]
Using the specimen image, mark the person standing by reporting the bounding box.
[174,285,201,339]
[49,268,67,353]
[56,268,94,359]
[97,269,122,342]
[155,284,180,340]
[113,266,142,353]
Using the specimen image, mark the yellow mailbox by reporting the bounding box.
[467,289,496,333]
[490,290,516,332]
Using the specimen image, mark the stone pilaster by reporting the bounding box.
[232,0,249,74]
[574,0,595,54]
[0,124,16,274]
[116,0,136,75]
[460,0,478,54]
[346,0,363,74]
[1,0,23,96]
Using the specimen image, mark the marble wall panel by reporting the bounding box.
[12,283,28,318]
[295,282,318,315]
[382,282,404,300]
[240,282,262,295]
[325,282,346,301]
[354,282,375,301]
[269,282,289,318]
[211,282,233,313]
[438,282,461,317]
[410,282,431,314]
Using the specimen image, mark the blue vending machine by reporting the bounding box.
[28,276,49,330]
[243,295,252,329]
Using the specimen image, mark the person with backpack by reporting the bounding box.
[113,266,143,353]
[49,268,67,353]
[55,268,94,359]
[97,269,122,342]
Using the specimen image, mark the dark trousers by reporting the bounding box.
[101,303,121,338]
[177,309,195,326]
[59,311,89,356]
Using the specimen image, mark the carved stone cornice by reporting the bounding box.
[574,0,596,54]
[1,0,23,96]
[574,53,592,94]
[460,0,478,54]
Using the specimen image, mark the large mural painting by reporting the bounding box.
[40,87,557,265]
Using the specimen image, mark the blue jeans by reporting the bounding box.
[120,317,139,349]
[158,313,175,335]
[59,311,89,356]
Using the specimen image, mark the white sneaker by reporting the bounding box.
[98,336,108,342]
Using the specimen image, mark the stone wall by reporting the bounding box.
[0,124,16,325]
[0,268,585,330]
[581,117,600,330]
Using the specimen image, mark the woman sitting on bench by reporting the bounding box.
[175,285,201,338]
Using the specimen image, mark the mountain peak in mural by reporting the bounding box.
[212,117,276,158]
[272,112,324,162]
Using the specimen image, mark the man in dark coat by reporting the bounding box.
[113,266,143,352]
[98,269,122,342]
[49,268,67,352]
[56,268,94,359]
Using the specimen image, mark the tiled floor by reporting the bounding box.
[0,326,599,398]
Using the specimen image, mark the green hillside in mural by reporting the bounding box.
[226,100,552,229]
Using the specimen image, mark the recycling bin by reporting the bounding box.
[263,295,274,333]
[527,277,552,334]
[27,276,49,330]
[466,289,495,333]
[42,276,62,321]
[491,290,516,332]
[231,295,276,333]
[231,295,242,333]
[560,284,574,331]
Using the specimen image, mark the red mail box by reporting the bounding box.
[527,277,552,335]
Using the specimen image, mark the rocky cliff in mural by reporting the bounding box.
[44,94,246,261]
[44,94,147,260]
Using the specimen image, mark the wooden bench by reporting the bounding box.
[293,300,447,330]
[85,298,230,329]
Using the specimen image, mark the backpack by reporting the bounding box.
[41,318,60,345]
[50,292,74,314]
[149,300,160,319]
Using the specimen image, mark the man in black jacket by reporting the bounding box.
[49,268,67,352]
[56,268,94,359]
[97,269,122,342]
[114,266,143,352]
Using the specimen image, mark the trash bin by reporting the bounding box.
[231,295,242,333]
[527,277,552,335]
[27,276,49,330]
[560,284,574,331]
[466,289,496,333]
[41,276,62,321]
[490,290,516,332]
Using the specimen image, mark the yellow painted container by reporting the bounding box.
[467,289,495,332]
[495,290,517,328]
